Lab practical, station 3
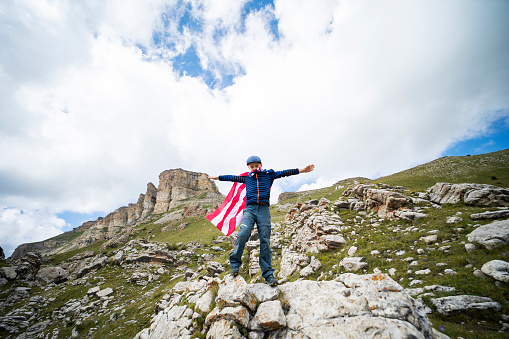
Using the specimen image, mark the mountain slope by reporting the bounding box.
[375,148,509,190]
[1,150,508,338]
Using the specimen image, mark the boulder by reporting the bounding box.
[248,300,286,331]
[75,255,109,278]
[36,266,68,284]
[0,266,17,280]
[277,274,433,338]
[216,275,257,312]
[205,305,250,327]
[430,295,502,315]
[481,260,509,283]
[0,246,4,260]
[467,219,509,250]
[206,319,244,339]
[14,252,42,280]
[195,290,214,313]
[247,283,280,303]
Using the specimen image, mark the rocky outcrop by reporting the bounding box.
[0,246,4,260]
[136,274,439,339]
[13,252,42,280]
[153,169,218,213]
[427,182,509,206]
[342,184,412,219]
[141,182,158,219]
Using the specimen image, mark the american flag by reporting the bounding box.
[206,172,248,236]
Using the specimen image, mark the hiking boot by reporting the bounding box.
[265,276,278,287]
[231,267,240,276]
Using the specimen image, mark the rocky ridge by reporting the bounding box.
[10,169,223,260]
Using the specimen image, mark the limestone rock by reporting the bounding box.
[278,248,310,279]
[471,209,509,221]
[467,219,509,250]
[216,275,257,311]
[431,295,502,315]
[134,305,193,339]
[206,319,244,339]
[206,305,250,327]
[427,182,509,207]
[153,169,218,213]
[248,300,286,331]
[75,255,109,278]
[278,274,433,338]
[206,261,225,277]
[14,252,42,280]
[247,283,280,303]
[196,290,214,313]
[141,182,158,219]
[299,257,322,277]
[339,257,367,272]
[0,266,17,280]
[96,287,113,298]
[481,260,509,283]
[342,184,411,219]
[36,266,68,284]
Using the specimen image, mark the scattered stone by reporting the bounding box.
[471,210,509,221]
[339,257,367,272]
[446,216,463,224]
[371,250,380,255]
[299,257,322,277]
[465,243,476,253]
[96,287,113,298]
[348,246,358,256]
[206,261,225,277]
[421,234,438,244]
[431,295,502,315]
[195,290,214,313]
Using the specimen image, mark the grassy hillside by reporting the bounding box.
[374,149,509,190]
[2,149,509,338]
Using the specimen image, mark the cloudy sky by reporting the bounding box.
[1,0,508,257]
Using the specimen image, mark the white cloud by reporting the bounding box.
[0,207,67,257]
[0,0,508,255]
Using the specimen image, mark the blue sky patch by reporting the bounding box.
[443,115,509,156]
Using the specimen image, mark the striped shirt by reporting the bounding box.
[219,168,299,205]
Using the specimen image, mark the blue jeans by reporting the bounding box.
[229,204,274,280]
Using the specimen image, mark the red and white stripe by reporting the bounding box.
[207,173,248,236]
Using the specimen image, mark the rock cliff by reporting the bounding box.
[153,169,217,213]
